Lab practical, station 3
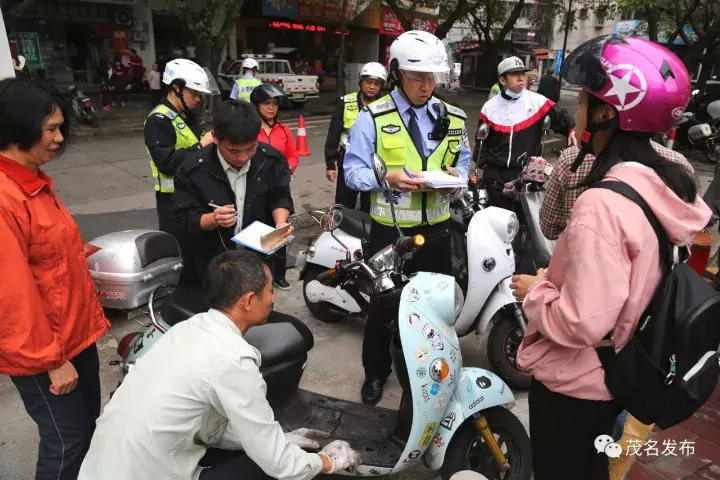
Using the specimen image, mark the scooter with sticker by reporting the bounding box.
[113,155,532,479]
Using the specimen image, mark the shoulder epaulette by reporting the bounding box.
[368,98,396,116]
[444,103,467,120]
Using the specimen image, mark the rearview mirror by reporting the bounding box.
[542,115,551,131]
[476,123,489,141]
[373,154,388,185]
[320,210,343,232]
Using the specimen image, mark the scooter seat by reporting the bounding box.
[161,288,207,327]
[340,210,372,238]
[161,289,314,367]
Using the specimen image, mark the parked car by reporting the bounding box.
[217,54,320,107]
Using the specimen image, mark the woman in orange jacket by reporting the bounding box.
[251,83,298,291]
[0,78,110,479]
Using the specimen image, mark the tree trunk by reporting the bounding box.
[480,42,500,88]
[695,43,717,96]
[646,8,659,43]
[435,0,469,40]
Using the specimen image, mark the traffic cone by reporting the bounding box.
[296,115,311,157]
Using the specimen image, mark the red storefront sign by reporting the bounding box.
[379,7,437,36]
[297,0,342,23]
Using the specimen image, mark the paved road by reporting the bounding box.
[1,88,717,479]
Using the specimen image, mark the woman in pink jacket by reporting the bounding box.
[510,35,712,480]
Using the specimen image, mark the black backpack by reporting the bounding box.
[591,181,720,429]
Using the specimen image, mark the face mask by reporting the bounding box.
[503,88,524,100]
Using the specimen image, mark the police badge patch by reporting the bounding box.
[381,124,401,134]
[447,128,463,136]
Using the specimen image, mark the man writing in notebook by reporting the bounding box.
[174,99,294,286]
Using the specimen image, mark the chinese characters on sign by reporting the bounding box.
[15,32,43,71]
[379,7,438,36]
[298,0,342,23]
[262,0,299,19]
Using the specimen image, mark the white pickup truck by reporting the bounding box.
[218,54,320,106]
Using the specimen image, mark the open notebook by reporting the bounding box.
[419,170,466,189]
[231,221,294,255]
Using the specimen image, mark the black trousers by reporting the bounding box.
[362,220,452,379]
[529,378,621,480]
[199,449,274,480]
[270,246,287,283]
[157,193,201,287]
[483,167,522,212]
[10,344,101,480]
[336,164,370,213]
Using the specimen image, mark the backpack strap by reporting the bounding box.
[590,181,674,362]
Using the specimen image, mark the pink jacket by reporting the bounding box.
[517,162,712,401]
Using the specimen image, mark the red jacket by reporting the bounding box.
[258,122,298,174]
[0,156,110,376]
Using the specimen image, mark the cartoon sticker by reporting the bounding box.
[416,366,427,378]
[434,393,448,410]
[430,383,441,395]
[415,347,429,363]
[408,312,421,329]
[450,349,457,363]
[440,412,456,431]
[448,372,456,388]
[422,325,445,351]
[466,379,473,393]
[419,422,438,447]
[476,376,492,389]
[433,433,445,447]
[408,450,421,460]
[407,288,420,302]
[437,280,449,291]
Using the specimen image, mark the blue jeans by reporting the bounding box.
[612,410,630,442]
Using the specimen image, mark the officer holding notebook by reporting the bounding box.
[173,99,294,286]
[343,30,471,405]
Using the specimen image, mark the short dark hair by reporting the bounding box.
[0,78,70,154]
[546,67,554,75]
[213,99,262,144]
[205,250,269,311]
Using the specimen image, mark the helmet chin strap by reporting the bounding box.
[172,84,195,122]
[570,95,618,172]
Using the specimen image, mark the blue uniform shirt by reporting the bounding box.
[344,89,471,192]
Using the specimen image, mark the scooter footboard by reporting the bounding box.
[422,367,515,471]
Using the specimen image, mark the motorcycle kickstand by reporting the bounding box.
[472,412,509,472]
[512,303,527,334]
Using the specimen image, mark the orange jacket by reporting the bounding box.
[0,155,110,376]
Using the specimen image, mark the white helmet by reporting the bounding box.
[389,30,450,86]
[359,62,387,84]
[242,58,259,70]
[163,58,219,95]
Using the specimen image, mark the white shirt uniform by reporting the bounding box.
[78,309,323,480]
[218,150,251,235]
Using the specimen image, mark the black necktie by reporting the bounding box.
[407,108,425,160]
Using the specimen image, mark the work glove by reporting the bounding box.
[319,439,363,473]
[285,428,330,450]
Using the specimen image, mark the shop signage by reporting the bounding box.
[15,32,43,71]
[262,0,298,19]
[298,0,342,23]
[379,7,438,36]
[16,1,115,22]
[553,49,563,74]
[267,21,348,35]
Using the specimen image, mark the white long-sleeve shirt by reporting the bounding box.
[79,309,323,480]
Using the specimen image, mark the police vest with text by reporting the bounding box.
[340,92,361,150]
[369,97,467,228]
[146,104,199,194]
[235,77,262,102]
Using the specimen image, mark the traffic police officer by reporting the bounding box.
[230,58,262,102]
[324,62,387,212]
[144,58,217,236]
[344,30,471,405]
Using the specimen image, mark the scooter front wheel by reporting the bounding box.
[488,312,531,390]
[440,407,532,480]
[302,265,345,323]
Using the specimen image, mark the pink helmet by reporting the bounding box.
[561,35,691,133]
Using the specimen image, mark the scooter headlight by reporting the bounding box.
[507,213,520,243]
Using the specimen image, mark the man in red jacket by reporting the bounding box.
[0,79,110,479]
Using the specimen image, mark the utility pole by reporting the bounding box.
[557,0,572,96]
[336,0,350,97]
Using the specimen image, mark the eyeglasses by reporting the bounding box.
[401,72,437,85]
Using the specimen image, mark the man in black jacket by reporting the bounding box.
[173,100,294,286]
[537,67,560,102]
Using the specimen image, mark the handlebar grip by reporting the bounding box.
[397,234,425,254]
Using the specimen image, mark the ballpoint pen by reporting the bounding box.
[208,202,240,216]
